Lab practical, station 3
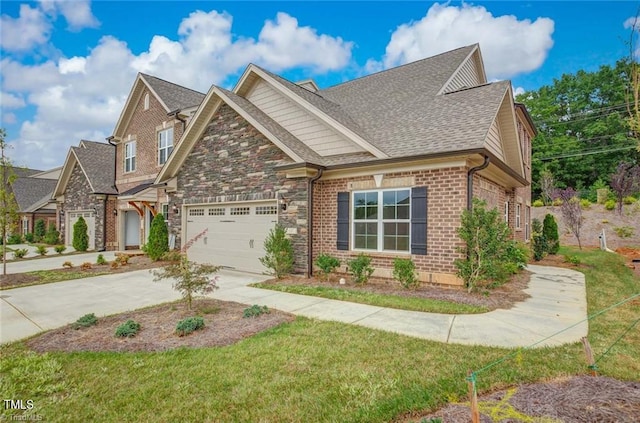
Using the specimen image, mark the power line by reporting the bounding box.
[530,102,630,125]
[534,145,639,161]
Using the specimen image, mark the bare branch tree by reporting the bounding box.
[540,169,555,206]
[610,162,640,214]
[557,188,583,250]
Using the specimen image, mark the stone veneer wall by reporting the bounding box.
[168,104,309,273]
[313,166,468,282]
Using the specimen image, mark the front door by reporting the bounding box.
[124,211,140,248]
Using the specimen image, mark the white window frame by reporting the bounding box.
[22,217,29,235]
[516,203,521,229]
[352,188,411,253]
[143,93,150,110]
[504,201,509,224]
[161,204,169,217]
[158,127,174,165]
[525,206,530,241]
[124,141,136,173]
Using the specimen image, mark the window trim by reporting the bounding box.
[124,141,136,173]
[351,188,411,253]
[516,203,521,229]
[157,127,174,166]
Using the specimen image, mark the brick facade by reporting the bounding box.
[168,104,310,273]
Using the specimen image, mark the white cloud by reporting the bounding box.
[1,91,26,109]
[372,3,554,80]
[1,9,354,169]
[624,16,640,30]
[2,113,17,125]
[514,86,525,97]
[0,4,52,51]
[39,0,100,31]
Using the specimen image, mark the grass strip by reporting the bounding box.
[251,282,488,314]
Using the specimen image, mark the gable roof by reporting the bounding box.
[12,176,57,212]
[111,73,205,140]
[54,140,117,197]
[158,44,526,183]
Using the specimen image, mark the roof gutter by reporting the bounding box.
[306,168,323,277]
[168,108,188,132]
[105,136,118,252]
[467,155,490,210]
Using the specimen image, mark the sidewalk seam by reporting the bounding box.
[1,297,44,330]
[446,315,456,343]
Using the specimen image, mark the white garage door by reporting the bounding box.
[185,201,278,273]
[67,211,95,250]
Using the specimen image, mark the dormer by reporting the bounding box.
[296,79,319,93]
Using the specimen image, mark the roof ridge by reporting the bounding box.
[140,72,206,95]
[443,80,506,95]
[322,44,477,92]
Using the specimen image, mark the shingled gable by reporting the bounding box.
[54,140,117,198]
[12,177,57,212]
[110,73,205,141]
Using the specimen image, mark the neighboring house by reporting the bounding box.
[9,167,59,237]
[107,73,204,250]
[150,44,534,285]
[53,140,117,250]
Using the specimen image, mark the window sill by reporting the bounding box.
[350,249,411,258]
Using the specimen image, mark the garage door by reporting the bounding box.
[67,211,95,250]
[185,201,278,273]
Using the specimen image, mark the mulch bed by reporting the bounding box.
[27,299,295,353]
[406,376,640,422]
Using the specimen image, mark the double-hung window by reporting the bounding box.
[124,141,136,173]
[353,189,410,252]
[516,203,521,229]
[158,128,174,165]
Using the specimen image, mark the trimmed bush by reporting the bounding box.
[259,225,294,279]
[175,316,205,336]
[7,234,22,245]
[62,261,73,269]
[24,233,35,243]
[623,196,637,205]
[393,257,419,289]
[115,320,140,338]
[531,218,547,261]
[34,219,46,241]
[147,213,169,261]
[532,199,544,207]
[579,198,592,209]
[542,214,559,255]
[613,226,634,238]
[348,253,374,285]
[44,223,60,245]
[80,262,92,270]
[54,245,66,254]
[243,305,270,318]
[72,217,89,251]
[604,199,616,211]
[115,254,130,265]
[96,254,107,265]
[73,313,98,329]
[35,245,47,256]
[12,248,28,259]
[314,254,341,281]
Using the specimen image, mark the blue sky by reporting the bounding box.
[0,1,636,169]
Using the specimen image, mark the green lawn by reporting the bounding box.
[251,282,488,314]
[1,247,638,422]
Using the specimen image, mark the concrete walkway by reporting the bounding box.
[0,264,587,348]
[2,251,118,274]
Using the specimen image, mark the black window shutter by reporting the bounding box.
[337,192,349,250]
[411,186,427,255]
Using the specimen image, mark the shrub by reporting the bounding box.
[454,199,522,292]
[602,219,609,224]
[532,199,544,207]
[314,254,341,281]
[160,250,182,262]
[531,218,547,261]
[72,313,98,329]
[96,254,107,265]
[604,199,616,211]
[7,234,22,244]
[44,223,60,245]
[552,198,563,207]
[54,245,66,254]
[24,232,35,243]
[115,320,140,338]
[542,214,559,255]
[152,255,219,310]
[393,258,419,289]
[34,219,46,241]
[623,196,637,205]
[243,305,270,318]
[147,213,169,261]
[579,198,591,209]
[12,248,28,259]
[259,224,294,279]
[35,245,47,256]
[80,262,92,270]
[563,255,581,266]
[110,261,118,269]
[348,253,374,285]
[115,254,130,265]
[62,261,73,269]
[613,226,634,238]
[175,316,205,336]
[72,217,89,251]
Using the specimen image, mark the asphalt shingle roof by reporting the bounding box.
[141,74,205,112]
[11,177,57,211]
[72,141,117,194]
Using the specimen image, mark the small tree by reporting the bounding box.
[34,219,46,241]
[542,214,560,254]
[610,162,640,215]
[531,218,547,261]
[147,213,169,261]
[152,255,219,310]
[44,222,60,245]
[260,225,294,279]
[314,253,341,282]
[0,129,19,276]
[540,169,556,206]
[72,216,89,251]
[556,188,583,249]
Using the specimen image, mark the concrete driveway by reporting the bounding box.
[2,250,117,274]
[0,263,587,348]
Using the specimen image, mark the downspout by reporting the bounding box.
[99,197,107,252]
[106,136,117,251]
[168,109,187,132]
[467,156,490,210]
[307,168,324,277]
